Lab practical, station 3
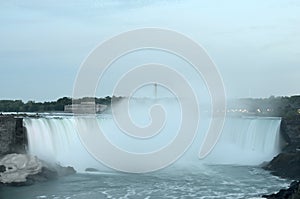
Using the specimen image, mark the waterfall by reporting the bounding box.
[24,115,281,172]
[201,117,281,165]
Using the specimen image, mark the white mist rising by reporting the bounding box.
[24,100,281,172]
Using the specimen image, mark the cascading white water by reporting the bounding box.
[24,117,109,172]
[201,117,281,165]
[24,114,281,172]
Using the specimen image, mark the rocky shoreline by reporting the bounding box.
[263,119,300,181]
[0,154,75,186]
[261,118,300,198]
[262,181,300,199]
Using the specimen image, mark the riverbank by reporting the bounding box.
[261,117,300,198]
[263,118,300,180]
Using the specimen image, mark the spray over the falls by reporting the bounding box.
[24,111,281,172]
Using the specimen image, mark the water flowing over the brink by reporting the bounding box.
[24,114,281,172]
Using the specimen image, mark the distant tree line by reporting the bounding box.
[228,95,300,120]
[0,96,122,112]
[0,95,299,120]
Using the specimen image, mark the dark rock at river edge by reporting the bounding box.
[263,118,300,180]
[264,152,300,180]
[20,166,76,186]
[262,117,300,198]
[0,154,76,186]
[262,181,300,199]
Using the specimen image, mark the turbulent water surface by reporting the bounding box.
[0,165,289,199]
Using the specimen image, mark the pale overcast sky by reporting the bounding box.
[0,0,299,101]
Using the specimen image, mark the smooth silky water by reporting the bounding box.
[0,99,290,199]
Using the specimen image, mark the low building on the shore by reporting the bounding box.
[64,102,107,114]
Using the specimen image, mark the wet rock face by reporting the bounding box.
[0,154,76,186]
[262,181,300,199]
[264,152,300,180]
[0,165,6,172]
[0,153,42,184]
[0,116,16,155]
[0,116,26,156]
[281,119,300,153]
[263,118,300,182]
[264,119,300,180]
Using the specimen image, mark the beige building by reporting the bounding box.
[64,102,107,114]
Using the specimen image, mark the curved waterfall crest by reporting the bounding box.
[24,116,281,172]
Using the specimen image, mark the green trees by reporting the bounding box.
[0,97,72,112]
[0,96,122,113]
[0,95,299,119]
[0,100,24,112]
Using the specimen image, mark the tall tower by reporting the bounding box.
[154,83,158,99]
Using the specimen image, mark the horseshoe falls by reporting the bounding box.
[24,115,281,172]
[5,114,286,199]
[199,117,281,165]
